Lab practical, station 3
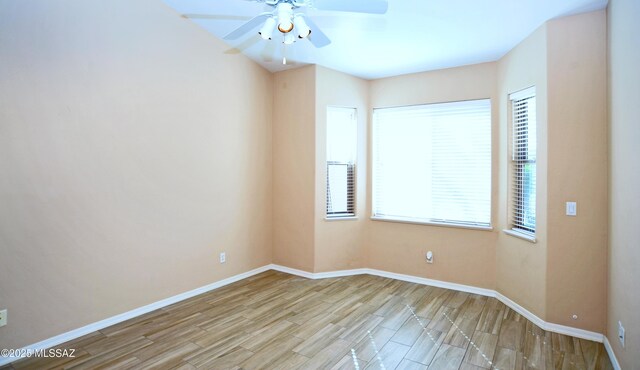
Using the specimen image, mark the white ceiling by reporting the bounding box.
[162,0,608,79]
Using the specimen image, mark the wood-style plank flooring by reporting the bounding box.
[3,271,613,369]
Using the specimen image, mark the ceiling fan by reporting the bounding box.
[220,0,389,48]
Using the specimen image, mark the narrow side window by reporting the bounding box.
[326,107,357,218]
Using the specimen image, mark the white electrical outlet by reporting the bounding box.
[0,309,7,327]
[426,251,434,264]
[618,321,625,347]
[219,252,226,264]
[566,202,577,216]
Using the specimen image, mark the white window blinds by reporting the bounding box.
[326,107,357,217]
[372,99,492,227]
[510,87,536,234]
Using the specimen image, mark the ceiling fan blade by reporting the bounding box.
[223,12,272,40]
[182,14,252,21]
[312,0,388,14]
[304,17,331,48]
[307,14,387,29]
[224,34,263,54]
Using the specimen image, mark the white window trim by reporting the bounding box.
[326,106,358,219]
[503,229,537,243]
[324,216,359,222]
[508,86,537,237]
[372,216,493,231]
[371,99,493,230]
[510,86,536,101]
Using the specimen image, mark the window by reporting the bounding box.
[326,107,357,218]
[509,87,536,236]
[372,99,492,228]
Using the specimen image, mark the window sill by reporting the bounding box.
[370,216,493,231]
[325,216,359,221]
[503,229,537,243]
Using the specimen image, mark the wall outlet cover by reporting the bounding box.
[426,251,434,264]
[566,202,577,216]
[0,309,7,327]
[618,321,625,347]
[219,252,226,264]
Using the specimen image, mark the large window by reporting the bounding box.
[372,99,492,228]
[509,87,536,236]
[326,107,357,218]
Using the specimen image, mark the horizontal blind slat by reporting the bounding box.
[373,99,491,225]
[510,93,536,232]
[326,107,357,217]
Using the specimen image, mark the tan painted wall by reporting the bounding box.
[0,0,614,353]
[366,63,499,289]
[495,12,608,333]
[272,66,316,271]
[0,0,273,350]
[496,24,549,319]
[545,11,608,333]
[607,0,640,366]
[314,66,370,272]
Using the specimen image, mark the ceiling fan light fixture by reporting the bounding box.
[293,15,311,39]
[276,2,294,33]
[258,17,277,40]
[283,32,295,45]
[277,21,294,33]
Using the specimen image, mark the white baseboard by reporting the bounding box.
[543,321,604,342]
[268,264,368,280]
[315,268,369,279]
[268,265,494,297]
[0,265,272,367]
[603,336,622,370]
[493,292,603,342]
[367,268,496,297]
[494,292,547,329]
[269,264,605,343]
[1,263,607,367]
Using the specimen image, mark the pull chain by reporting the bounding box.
[282,39,288,64]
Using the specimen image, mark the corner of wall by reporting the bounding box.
[495,21,548,321]
[544,9,608,334]
[271,66,317,273]
[606,0,640,367]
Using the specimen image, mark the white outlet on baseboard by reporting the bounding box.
[219,252,226,264]
[618,321,625,347]
[0,309,7,327]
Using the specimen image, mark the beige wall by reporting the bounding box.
[314,66,369,272]
[495,12,609,333]
[273,65,370,273]
[496,24,549,319]
[272,66,316,271]
[545,11,607,333]
[0,0,616,353]
[366,63,499,289]
[0,0,273,350]
[607,0,640,366]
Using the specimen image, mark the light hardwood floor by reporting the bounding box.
[3,271,613,369]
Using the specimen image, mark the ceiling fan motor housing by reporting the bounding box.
[276,3,294,33]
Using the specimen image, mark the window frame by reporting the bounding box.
[505,86,537,242]
[371,98,493,231]
[325,106,358,219]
